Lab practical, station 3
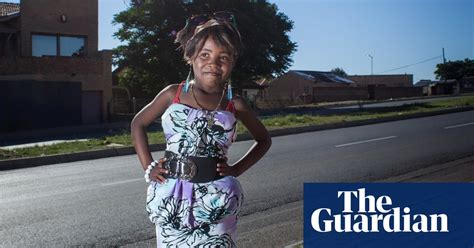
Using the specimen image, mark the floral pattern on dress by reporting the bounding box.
[147,103,242,247]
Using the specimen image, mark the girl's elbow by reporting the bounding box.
[257,134,272,149]
[266,135,272,149]
[130,117,144,133]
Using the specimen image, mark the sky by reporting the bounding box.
[7,0,473,83]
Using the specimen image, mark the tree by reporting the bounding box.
[113,0,297,97]
[434,58,474,80]
[330,67,348,77]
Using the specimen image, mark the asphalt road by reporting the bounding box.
[0,110,473,247]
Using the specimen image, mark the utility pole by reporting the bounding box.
[442,48,446,64]
[442,48,447,83]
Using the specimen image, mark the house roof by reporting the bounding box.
[239,79,266,89]
[0,2,20,17]
[292,70,354,84]
[415,79,457,87]
[414,80,433,87]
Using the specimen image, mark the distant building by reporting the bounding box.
[415,77,474,95]
[0,0,112,132]
[348,74,413,87]
[236,79,267,109]
[255,70,422,109]
[460,76,474,94]
[266,70,354,100]
[414,79,434,95]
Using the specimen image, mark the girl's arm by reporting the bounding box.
[131,84,176,182]
[217,96,272,177]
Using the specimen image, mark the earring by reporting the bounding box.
[227,78,233,100]
[184,66,193,93]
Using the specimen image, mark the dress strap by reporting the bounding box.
[225,100,235,113]
[172,82,184,104]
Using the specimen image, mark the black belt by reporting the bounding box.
[162,150,224,183]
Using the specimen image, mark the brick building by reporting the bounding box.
[0,0,112,132]
[256,71,422,109]
[347,74,413,87]
[255,70,355,108]
[265,70,355,100]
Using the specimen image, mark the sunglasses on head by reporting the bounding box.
[187,11,237,27]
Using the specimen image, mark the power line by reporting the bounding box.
[376,55,442,74]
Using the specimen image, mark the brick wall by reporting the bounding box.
[372,87,423,100]
[256,86,423,108]
[256,98,305,109]
[20,0,98,57]
[0,56,102,75]
[348,74,413,87]
[0,50,112,122]
[265,72,314,100]
[313,87,368,102]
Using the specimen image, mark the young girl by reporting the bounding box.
[131,12,271,247]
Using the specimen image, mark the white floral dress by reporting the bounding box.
[146,83,243,247]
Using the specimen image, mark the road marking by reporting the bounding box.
[444,122,474,129]
[0,187,94,204]
[284,240,304,248]
[101,178,142,186]
[335,136,397,148]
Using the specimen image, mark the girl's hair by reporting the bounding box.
[175,20,242,64]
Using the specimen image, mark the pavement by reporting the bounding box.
[117,155,474,248]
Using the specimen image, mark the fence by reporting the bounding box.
[256,86,424,109]
[371,86,423,100]
[312,87,368,103]
[255,98,306,109]
[111,97,152,115]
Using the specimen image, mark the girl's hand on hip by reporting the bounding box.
[216,158,240,177]
[150,158,169,184]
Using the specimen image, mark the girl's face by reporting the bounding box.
[192,37,235,88]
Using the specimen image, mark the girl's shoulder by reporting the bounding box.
[230,94,251,112]
[157,83,182,104]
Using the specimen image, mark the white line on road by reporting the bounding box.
[444,122,474,129]
[101,178,143,186]
[335,136,398,148]
[284,240,304,248]
[0,187,94,204]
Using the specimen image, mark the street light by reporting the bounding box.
[368,54,373,75]
[368,54,374,100]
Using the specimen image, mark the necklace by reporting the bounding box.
[191,83,226,127]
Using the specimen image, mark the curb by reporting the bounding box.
[1,106,473,170]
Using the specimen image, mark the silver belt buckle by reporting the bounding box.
[177,157,197,181]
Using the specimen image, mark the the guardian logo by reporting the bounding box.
[311,188,449,233]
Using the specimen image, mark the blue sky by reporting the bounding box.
[8,0,473,82]
[272,0,473,82]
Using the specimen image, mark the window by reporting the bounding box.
[32,34,85,57]
[32,35,57,57]
[60,36,85,56]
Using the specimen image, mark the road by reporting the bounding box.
[1,110,473,247]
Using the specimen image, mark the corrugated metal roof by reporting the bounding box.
[292,70,354,84]
[0,2,20,17]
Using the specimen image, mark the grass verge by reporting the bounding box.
[1,95,473,160]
